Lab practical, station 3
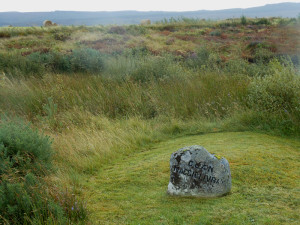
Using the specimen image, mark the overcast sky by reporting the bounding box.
[1,0,299,12]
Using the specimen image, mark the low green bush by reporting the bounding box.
[108,26,126,35]
[185,47,210,69]
[185,47,222,71]
[247,59,300,113]
[126,25,147,35]
[52,32,71,41]
[254,18,271,25]
[0,48,105,77]
[0,174,67,224]
[130,54,184,82]
[241,16,247,25]
[28,49,105,73]
[27,51,71,73]
[69,48,104,73]
[0,118,52,177]
[0,118,87,224]
[210,30,222,36]
[246,59,300,135]
[0,52,43,78]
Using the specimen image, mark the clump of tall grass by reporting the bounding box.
[0,71,248,125]
[103,53,186,82]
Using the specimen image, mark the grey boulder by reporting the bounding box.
[167,145,231,197]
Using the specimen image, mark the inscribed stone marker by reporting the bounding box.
[167,145,231,197]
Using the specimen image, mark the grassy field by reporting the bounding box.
[85,132,300,224]
[0,17,299,224]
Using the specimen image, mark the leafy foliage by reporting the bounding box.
[241,16,247,25]
[246,59,300,135]
[0,118,52,177]
[69,48,104,73]
[0,119,87,224]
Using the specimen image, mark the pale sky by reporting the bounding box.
[1,0,299,12]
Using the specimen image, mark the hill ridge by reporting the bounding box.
[0,2,299,26]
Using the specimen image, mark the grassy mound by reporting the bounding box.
[84,132,300,224]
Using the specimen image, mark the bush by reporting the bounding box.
[254,18,271,25]
[0,119,52,178]
[69,48,104,73]
[247,59,300,113]
[241,16,247,25]
[27,52,71,73]
[126,25,147,35]
[185,47,222,70]
[210,30,222,36]
[0,174,67,224]
[52,32,71,41]
[0,119,56,224]
[130,55,184,82]
[28,49,105,74]
[0,48,105,78]
[108,26,126,35]
[246,59,300,135]
[0,118,87,224]
[0,52,44,78]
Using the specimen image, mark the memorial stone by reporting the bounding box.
[167,145,231,197]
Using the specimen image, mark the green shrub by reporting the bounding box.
[0,48,105,78]
[52,32,71,41]
[0,118,87,224]
[0,173,68,225]
[185,47,222,70]
[126,25,147,35]
[130,55,184,82]
[241,16,247,25]
[69,48,104,73]
[224,59,271,77]
[210,30,222,36]
[247,59,300,112]
[124,46,149,57]
[253,47,274,64]
[0,119,52,174]
[186,47,210,69]
[254,18,271,25]
[0,119,56,224]
[27,52,71,73]
[108,26,126,35]
[0,52,43,78]
[246,59,300,135]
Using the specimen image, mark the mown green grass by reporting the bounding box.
[84,132,300,224]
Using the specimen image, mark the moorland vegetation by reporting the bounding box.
[0,17,299,224]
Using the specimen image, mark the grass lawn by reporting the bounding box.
[84,132,300,224]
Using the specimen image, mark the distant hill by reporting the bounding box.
[0,2,299,27]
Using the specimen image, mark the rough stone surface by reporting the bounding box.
[43,20,53,27]
[167,145,231,197]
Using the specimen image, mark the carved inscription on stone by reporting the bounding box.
[167,145,231,197]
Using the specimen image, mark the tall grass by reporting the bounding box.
[1,19,300,223]
[1,58,298,129]
[0,72,246,120]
